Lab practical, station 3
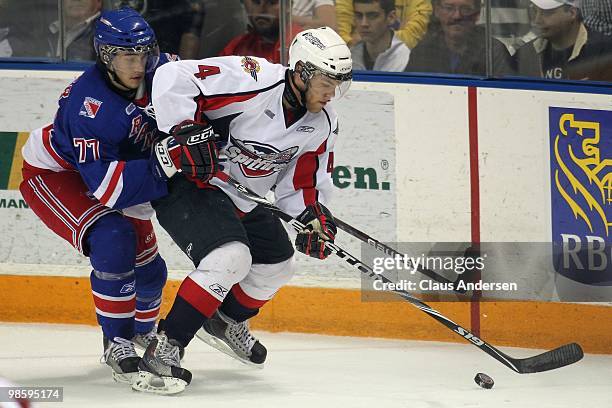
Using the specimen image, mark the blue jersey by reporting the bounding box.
[44,53,176,209]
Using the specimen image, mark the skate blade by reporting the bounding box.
[131,371,187,395]
[195,328,264,369]
[112,371,139,385]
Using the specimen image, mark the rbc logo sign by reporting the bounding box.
[550,107,612,285]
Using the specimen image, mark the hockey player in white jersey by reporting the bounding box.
[133,27,352,394]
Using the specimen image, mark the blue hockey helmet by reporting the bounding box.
[94,7,159,73]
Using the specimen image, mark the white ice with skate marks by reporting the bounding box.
[0,323,610,407]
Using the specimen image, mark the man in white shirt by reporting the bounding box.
[350,0,411,71]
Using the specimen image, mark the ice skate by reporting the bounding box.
[132,333,192,395]
[102,336,140,384]
[195,310,267,368]
[133,328,185,360]
[132,329,157,351]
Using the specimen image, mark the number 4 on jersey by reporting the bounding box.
[195,65,220,80]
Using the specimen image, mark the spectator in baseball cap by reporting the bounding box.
[512,0,612,81]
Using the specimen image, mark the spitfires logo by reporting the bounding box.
[79,97,103,119]
[225,137,298,178]
[549,107,612,285]
[241,56,260,81]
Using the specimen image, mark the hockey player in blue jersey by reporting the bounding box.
[18,7,209,384]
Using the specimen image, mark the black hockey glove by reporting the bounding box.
[295,202,337,260]
[171,120,220,182]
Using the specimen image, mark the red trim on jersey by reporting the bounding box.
[197,93,259,112]
[195,96,207,122]
[21,172,115,254]
[42,124,73,170]
[134,92,149,107]
[99,161,125,205]
[234,207,247,218]
[232,284,268,309]
[293,140,327,206]
[177,277,221,318]
[92,295,136,314]
[327,152,334,173]
[21,160,58,180]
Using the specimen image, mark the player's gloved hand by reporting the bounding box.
[151,135,182,180]
[295,202,337,260]
[171,120,220,182]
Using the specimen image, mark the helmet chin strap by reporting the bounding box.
[284,68,309,110]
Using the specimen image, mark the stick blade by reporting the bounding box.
[516,343,584,373]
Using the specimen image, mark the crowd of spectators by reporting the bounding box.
[0,0,610,82]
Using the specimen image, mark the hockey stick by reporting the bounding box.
[215,171,584,374]
[333,218,467,294]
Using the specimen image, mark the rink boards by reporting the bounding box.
[0,69,611,353]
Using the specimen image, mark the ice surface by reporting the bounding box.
[0,323,610,408]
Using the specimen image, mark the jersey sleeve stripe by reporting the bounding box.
[42,124,74,170]
[200,93,259,111]
[94,160,125,207]
[194,78,285,113]
[293,140,327,206]
[201,78,285,99]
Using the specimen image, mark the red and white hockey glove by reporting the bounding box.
[152,135,182,180]
[295,202,337,260]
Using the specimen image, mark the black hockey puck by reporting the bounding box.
[474,373,494,389]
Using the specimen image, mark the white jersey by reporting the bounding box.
[152,56,338,216]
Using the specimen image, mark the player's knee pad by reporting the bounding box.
[219,256,295,322]
[188,241,252,301]
[86,213,136,273]
[134,254,167,333]
[239,256,295,301]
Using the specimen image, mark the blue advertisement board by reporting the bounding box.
[550,107,612,285]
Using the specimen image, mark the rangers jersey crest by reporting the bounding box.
[79,97,103,118]
[21,53,177,210]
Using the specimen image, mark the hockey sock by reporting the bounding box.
[163,296,211,347]
[87,214,137,340]
[219,284,267,322]
[134,255,167,334]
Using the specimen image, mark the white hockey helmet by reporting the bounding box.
[289,27,353,99]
